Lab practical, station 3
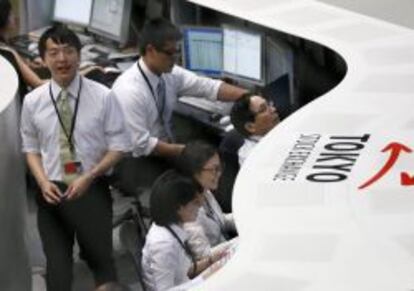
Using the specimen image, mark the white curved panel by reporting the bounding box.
[0,56,31,291]
[187,1,414,290]
[0,57,18,112]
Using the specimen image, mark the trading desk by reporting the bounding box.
[187,1,414,291]
[175,96,234,136]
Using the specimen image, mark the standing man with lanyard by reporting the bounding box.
[111,18,247,195]
[20,25,130,291]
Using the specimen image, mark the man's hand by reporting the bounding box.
[40,181,63,205]
[65,173,94,201]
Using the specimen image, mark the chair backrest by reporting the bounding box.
[119,220,147,291]
[215,129,245,213]
[261,73,293,121]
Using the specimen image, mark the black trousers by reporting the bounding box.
[36,179,116,291]
[111,156,173,197]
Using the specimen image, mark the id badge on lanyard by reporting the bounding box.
[64,160,83,175]
[50,78,84,176]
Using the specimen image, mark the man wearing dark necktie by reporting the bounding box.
[20,25,130,291]
[111,18,248,195]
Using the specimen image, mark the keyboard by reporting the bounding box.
[10,35,31,49]
[179,96,233,116]
[108,51,139,61]
[9,35,37,58]
[88,44,115,55]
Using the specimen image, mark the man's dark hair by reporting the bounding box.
[177,140,218,177]
[38,24,81,59]
[230,92,256,137]
[0,0,11,30]
[139,17,182,55]
[150,170,202,226]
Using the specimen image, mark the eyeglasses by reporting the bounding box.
[254,100,274,116]
[156,47,180,58]
[202,164,224,174]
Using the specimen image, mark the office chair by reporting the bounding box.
[261,73,293,120]
[118,219,147,291]
[215,74,294,213]
[111,186,150,291]
[84,69,121,88]
[215,129,245,213]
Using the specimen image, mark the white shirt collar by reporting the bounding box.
[50,73,81,101]
[138,57,163,89]
[247,135,262,143]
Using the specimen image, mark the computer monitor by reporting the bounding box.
[182,27,223,77]
[222,25,264,85]
[265,36,295,108]
[262,74,292,120]
[53,0,93,27]
[89,0,132,46]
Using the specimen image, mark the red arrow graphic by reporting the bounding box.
[359,142,412,190]
[401,172,414,186]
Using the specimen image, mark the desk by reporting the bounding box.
[174,97,233,136]
[187,1,414,290]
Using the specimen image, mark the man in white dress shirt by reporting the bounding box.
[110,18,247,195]
[230,92,280,166]
[20,25,130,291]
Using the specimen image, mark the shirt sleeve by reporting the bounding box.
[207,191,235,232]
[112,87,158,156]
[150,239,184,291]
[173,66,222,101]
[184,222,212,259]
[20,97,40,153]
[103,91,132,152]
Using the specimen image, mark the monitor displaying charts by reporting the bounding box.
[222,25,264,84]
[182,26,223,77]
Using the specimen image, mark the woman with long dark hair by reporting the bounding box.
[178,141,236,259]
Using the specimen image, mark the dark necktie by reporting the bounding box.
[156,77,174,141]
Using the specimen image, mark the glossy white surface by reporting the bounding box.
[188,1,414,290]
[0,55,31,291]
[0,56,18,112]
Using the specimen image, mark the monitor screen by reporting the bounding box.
[223,25,264,84]
[182,27,223,77]
[265,36,295,108]
[53,0,93,27]
[89,0,132,45]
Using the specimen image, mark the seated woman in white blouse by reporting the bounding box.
[141,170,227,291]
[177,141,237,259]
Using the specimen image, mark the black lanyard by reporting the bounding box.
[165,225,197,270]
[49,78,82,153]
[137,61,165,119]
